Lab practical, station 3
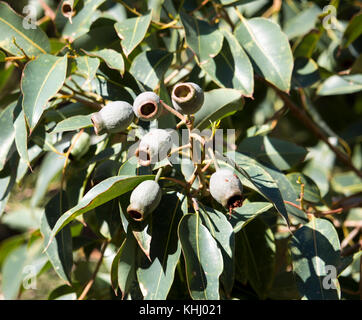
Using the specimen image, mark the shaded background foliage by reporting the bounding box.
[0,0,361,300]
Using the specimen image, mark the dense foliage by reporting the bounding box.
[0,0,361,300]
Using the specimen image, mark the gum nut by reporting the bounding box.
[127,180,162,221]
[70,131,91,159]
[133,91,162,121]
[171,82,204,115]
[91,100,134,135]
[136,129,172,166]
[209,168,243,207]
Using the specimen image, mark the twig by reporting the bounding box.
[262,0,282,18]
[78,240,109,300]
[160,100,186,122]
[341,226,361,250]
[38,0,56,20]
[58,90,102,110]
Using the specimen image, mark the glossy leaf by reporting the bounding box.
[130,50,174,89]
[21,54,68,130]
[0,2,50,56]
[84,49,125,75]
[46,175,155,247]
[234,17,293,92]
[178,213,223,300]
[238,135,307,171]
[331,171,362,195]
[239,218,276,299]
[75,56,100,83]
[115,12,152,57]
[180,11,223,64]
[194,88,244,130]
[51,114,93,134]
[231,202,273,233]
[317,75,362,96]
[342,12,362,48]
[290,217,342,300]
[0,101,17,171]
[13,108,29,166]
[62,0,106,41]
[137,192,184,300]
[198,204,235,295]
[283,5,321,39]
[292,58,320,88]
[202,29,253,96]
[40,192,73,284]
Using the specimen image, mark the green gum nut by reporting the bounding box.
[135,129,172,166]
[70,131,91,160]
[171,82,204,115]
[91,101,134,135]
[127,180,162,221]
[133,92,163,121]
[209,168,243,208]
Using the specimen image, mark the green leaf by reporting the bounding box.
[293,29,322,58]
[0,49,5,61]
[40,192,73,284]
[115,12,152,57]
[283,5,321,40]
[130,49,174,89]
[193,88,244,130]
[131,220,152,261]
[287,172,322,203]
[21,54,68,130]
[342,12,362,48]
[180,11,223,64]
[137,192,184,300]
[202,29,253,95]
[231,202,273,233]
[238,135,307,171]
[234,17,293,92]
[84,49,125,75]
[117,232,141,299]
[239,218,276,299]
[292,57,320,88]
[178,213,223,300]
[0,101,17,171]
[75,56,100,83]
[1,240,48,299]
[46,175,155,248]
[51,114,93,134]
[62,0,106,41]
[0,2,50,57]
[198,204,235,295]
[331,171,362,195]
[31,151,65,207]
[290,217,342,300]
[13,108,29,166]
[317,74,362,96]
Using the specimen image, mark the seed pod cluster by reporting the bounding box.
[90,83,243,221]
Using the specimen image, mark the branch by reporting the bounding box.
[78,240,109,300]
[258,77,362,179]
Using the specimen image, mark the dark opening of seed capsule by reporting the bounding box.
[227,195,243,210]
[62,4,72,14]
[174,85,191,99]
[128,210,143,221]
[140,102,156,116]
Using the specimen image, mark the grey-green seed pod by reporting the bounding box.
[136,129,172,166]
[127,180,162,221]
[133,91,162,121]
[209,168,243,208]
[171,82,204,115]
[91,101,134,135]
[70,131,91,160]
